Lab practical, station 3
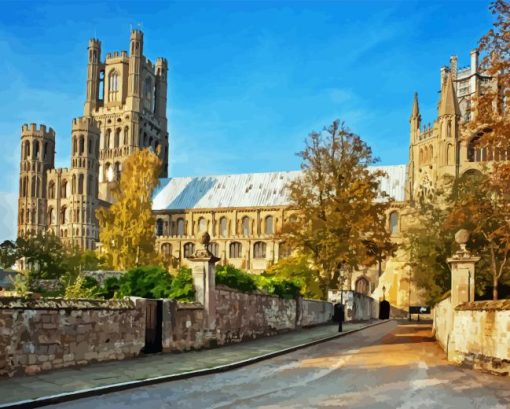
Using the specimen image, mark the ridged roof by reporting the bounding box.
[152,165,407,211]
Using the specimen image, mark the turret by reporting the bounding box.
[85,38,102,115]
[127,30,144,112]
[130,29,143,57]
[437,74,460,169]
[18,123,56,237]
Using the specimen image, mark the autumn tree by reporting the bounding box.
[282,120,393,299]
[97,149,162,270]
[451,0,510,300]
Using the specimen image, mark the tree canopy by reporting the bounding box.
[97,148,162,270]
[282,120,393,299]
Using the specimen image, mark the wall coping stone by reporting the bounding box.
[0,297,136,310]
[455,300,510,311]
[176,302,204,310]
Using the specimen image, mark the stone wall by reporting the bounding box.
[433,299,510,375]
[162,300,206,352]
[214,286,297,344]
[299,298,334,327]
[329,290,378,321]
[0,297,144,377]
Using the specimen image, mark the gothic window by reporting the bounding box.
[72,138,77,155]
[78,174,84,195]
[447,122,452,139]
[44,142,49,159]
[123,127,129,145]
[209,242,219,257]
[60,206,67,224]
[47,181,55,199]
[114,128,121,148]
[61,180,68,198]
[72,175,76,194]
[242,216,250,236]
[355,277,370,295]
[447,144,454,165]
[279,242,292,258]
[229,242,242,258]
[198,217,207,233]
[79,135,85,155]
[183,242,195,258]
[253,242,267,259]
[108,70,119,102]
[33,141,40,160]
[99,71,105,101]
[264,215,274,235]
[30,176,36,198]
[219,217,228,237]
[105,129,111,149]
[24,141,30,159]
[389,211,399,235]
[48,208,54,225]
[156,219,164,236]
[161,243,172,257]
[144,77,154,112]
[176,218,185,236]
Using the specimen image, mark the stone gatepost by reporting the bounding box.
[447,229,480,307]
[188,232,220,332]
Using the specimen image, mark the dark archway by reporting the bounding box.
[379,300,390,319]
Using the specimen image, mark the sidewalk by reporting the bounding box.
[0,320,386,408]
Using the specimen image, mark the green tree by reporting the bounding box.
[282,120,393,299]
[0,240,17,269]
[97,148,162,270]
[265,254,322,299]
[16,232,67,278]
[117,265,173,299]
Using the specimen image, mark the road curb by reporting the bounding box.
[1,319,393,409]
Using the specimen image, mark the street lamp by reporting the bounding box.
[382,285,386,301]
[408,267,412,321]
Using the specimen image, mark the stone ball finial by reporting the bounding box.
[200,232,211,246]
[455,229,470,245]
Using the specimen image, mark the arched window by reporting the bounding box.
[76,174,83,194]
[123,127,129,145]
[156,219,164,236]
[176,218,185,236]
[48,208,54,225]
[242,216,250,236]
[467,137,482,162]
[48,181,55,199]
[72,175,76,194]
[114,128,121,148]
[264,215,274,235]
[24,141,30,159]
[279,242,292,258]
[60,179,67,198]
[105,129,111,149]
[389,211,399,235]
[60,206,67,224]
[108,70,119,102]
[183,242,195,258]
[229,242,242,258]
[79,135,85,155]
[33,140,40,160]
[72,137,77,155]
[355,277,370,295]
[219,217,228,237]
[209,242,219,257]
[253,241,267,259]
[30,176,36,198]
[144,77,154,111]
[198,217,207,233]
[161,243,172,257]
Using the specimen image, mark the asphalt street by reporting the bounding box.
[46,320,510,409]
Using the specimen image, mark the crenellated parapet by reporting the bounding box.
[21,123,55,139]
[71,116,99,132]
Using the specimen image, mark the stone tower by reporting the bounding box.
[68,117,100,249]
[83,29,169,203]
[18,124,55,237]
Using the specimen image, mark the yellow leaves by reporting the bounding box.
[96,149,162,270]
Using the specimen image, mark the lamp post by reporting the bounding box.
[408,267,412,321]
[382,285,386,301]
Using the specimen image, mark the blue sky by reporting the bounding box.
[0,0,493,240]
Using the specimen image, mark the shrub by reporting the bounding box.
[63,274,98,300]
[98,276,121,299]
[168,267,195,302]
[117,265,173,299]
[255,275,302,299]
[216,265,257,293]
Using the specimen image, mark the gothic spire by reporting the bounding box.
[411,92,420,119]
[438,73,460,117]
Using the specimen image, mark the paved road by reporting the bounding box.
[47,321,510,409]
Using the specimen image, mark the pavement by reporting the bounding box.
[39,320,510,409]
[0,320,381,408]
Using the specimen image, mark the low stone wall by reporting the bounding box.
[342,291,378,321]
[451,300,510,375]
[215,287,297,344]
[299,298,334,327]
[162,300,206,352]
[433,299,510,376]
[0,297,145,377]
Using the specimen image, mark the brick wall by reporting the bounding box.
[0,298,144,377]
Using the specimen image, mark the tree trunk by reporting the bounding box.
[493,275,499,300]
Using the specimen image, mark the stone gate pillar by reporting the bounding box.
[447,229,480,307]
[189,232,220,331]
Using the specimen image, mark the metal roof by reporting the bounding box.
[152,165,407,211]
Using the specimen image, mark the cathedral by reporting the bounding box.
[17,31,499,311]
